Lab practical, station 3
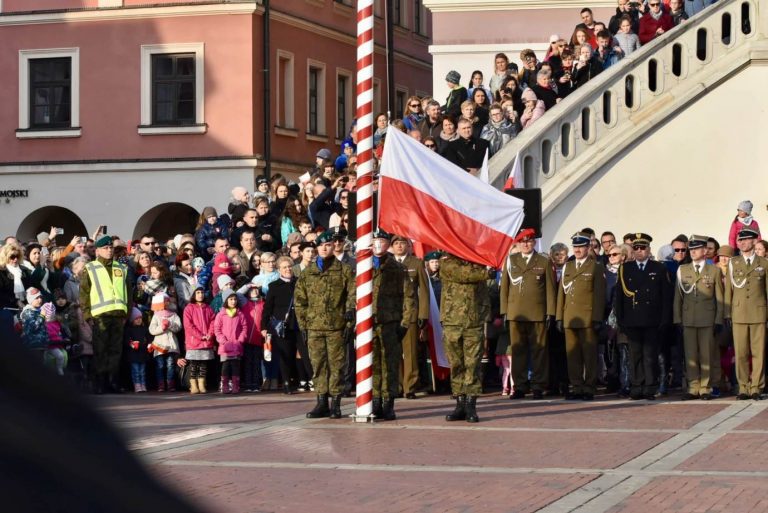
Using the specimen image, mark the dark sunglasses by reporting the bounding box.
[425,144,436,148]
[632,245,648,250]
[409,103,420,107]
[608,252,622,257]
[674,248,687,253]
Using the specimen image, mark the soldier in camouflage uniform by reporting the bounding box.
[370,230,416,420]
[440,253,491,423]
[295,231,356,418]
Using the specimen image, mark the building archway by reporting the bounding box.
[133,202,199,242]
[16,206,87,243]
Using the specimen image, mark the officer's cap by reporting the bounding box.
[331,226,348,240]
[391,234,409,244]
[570,232,591,247]
[630,233,653,247]
[687,235,708,250]
[316,231,335,245]
[372,229,391,241]
[95,235,112,248]
[425,251,443,261]
[737,227,760,240]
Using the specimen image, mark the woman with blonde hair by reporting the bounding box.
[402,95,423,131]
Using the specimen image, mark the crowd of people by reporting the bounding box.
[391,0,719,172]
[0,0,734,423]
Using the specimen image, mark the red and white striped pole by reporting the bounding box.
[354,0,374,421]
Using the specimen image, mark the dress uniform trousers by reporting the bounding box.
[400,322,419,394]
[683,327,714,395]
[308,329,346,396]
[509,321,548,392]
[732,322,766,395]
[564,327,597,395]
[624,327,659,396]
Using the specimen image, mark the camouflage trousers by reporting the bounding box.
[308,329,346,396]
[92,316,125,376]
[442,325,484,396]
[372,323,402,400]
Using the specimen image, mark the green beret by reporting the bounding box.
[316,231,334,244]
[425,251,443,261]
[95,235,112,248]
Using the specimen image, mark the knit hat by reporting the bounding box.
[41,302,56,321]
[445,70,461,85]
[232,186,249,202]
[202,206,218,219]
[738,200,753,215]
[221,288,236,305]
[151,292,170,312]
[213,253,232,274]
[130,307,143,322]
[26,287,42,304]
[191,257,205,270]
[316,148,333,160]
[522,88,538,102]
[217,274,234,290]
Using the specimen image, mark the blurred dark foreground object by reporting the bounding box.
[0,337,206,513]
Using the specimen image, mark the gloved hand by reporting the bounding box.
[397,324,408,340]
[592,321,602,332]
[344,310,355,322]
[724,318,732,329]
[417,319,426,329]
[545,315,553,331]
[556,320,563,333]
[302,330,309,343]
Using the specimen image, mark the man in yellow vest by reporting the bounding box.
[80,235,132,393]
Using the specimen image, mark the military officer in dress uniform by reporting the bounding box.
[370,230,416,420]
[391,235,430,399]
[673,235,724,400]
[615,233,672,400]
[501,228,557,399]
[724,227,768,400]
[556,233,606,400]
[441,253,490,423]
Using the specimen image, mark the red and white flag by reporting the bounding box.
[378,127,524,269]
[503,151,523,190]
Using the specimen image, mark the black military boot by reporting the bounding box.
[381,398,397,421]
[330,395,343,419]
[306,394,330,418]
[445,395,466,421]
[465,396,479,423]
[372,397,383,419]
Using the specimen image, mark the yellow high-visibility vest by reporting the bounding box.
[86,261,128,316]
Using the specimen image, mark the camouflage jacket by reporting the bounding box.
[295,256,355,331]
[439,255,490,328]
[373,255,416,327]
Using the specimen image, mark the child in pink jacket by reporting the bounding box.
[183,286,216,394]
[214,289,248,394]
[241,285,265,392]
[728,200,762,250]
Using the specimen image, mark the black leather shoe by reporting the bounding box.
[645,394,656,400]
[681,393,699,401]
[737,393,750,400]
[752,393,762,401]
[405,392,416,400]
[532,390,544,400]
[565,393,582,400]
[582,393,594,401]
[509,390,526,400]
[629,393,643,400]
[700,393,712,401]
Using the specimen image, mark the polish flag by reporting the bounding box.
[503,151,523,190]
[378,128,524,269]
[425,276,450,381]
[478,149,490,184]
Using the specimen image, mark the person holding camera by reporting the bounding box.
[609,0,643,35]
[639,0,674,44]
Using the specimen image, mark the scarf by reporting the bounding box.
[740,216,754,226]
[226,307,237,318]
[7,264,24,299]
[650,8,663,20]
[439,131,459,142]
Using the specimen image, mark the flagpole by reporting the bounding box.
[354,0,374,422]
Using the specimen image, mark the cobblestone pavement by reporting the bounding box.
[95,391,768,513]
